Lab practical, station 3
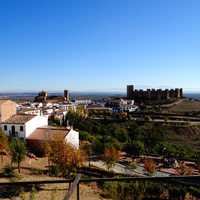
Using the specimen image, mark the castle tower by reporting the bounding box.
[180,88,183,98]
[127,85,134,99]
[64,90,69,101]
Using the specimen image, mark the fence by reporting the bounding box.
[0,175,200,199]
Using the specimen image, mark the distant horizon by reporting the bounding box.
[0,88,200,94]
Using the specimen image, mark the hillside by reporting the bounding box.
[166,98,200,114]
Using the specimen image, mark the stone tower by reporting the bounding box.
[127,85,134,99]
[64,90,69,101]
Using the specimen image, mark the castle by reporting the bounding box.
[127,85,183,101]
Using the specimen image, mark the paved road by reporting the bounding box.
[90,160,172,177]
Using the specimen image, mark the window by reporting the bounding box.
[20,126,23,131]
[4,125,7,131]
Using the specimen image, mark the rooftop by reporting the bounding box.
[27,125,70,141]
[2,114,36,124]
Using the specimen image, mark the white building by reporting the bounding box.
[17,108,42,116]
[74,97,91,105]
[1,114,48,141]
[119,104,138,113]
[26,125,79,154]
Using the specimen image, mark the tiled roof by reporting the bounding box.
[1,114,35,124]
[27,126,69,141]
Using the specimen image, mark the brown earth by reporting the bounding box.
[0,156,107,200]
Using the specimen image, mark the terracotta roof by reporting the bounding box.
[27,126,70,141]
[1,114,35,124]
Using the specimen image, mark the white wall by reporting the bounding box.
[1,115,48,140]
[65,128,79,149]
[25,116,48,138]
[1,124,26,139]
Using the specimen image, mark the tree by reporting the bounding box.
[43,141,53,176]
[0,128,9,162]
[9,139,27,173]
[50,135,85,177]
[154,141,170,156]
[102,147,120,171]
[81,142,93,167]
[124,140,145,160]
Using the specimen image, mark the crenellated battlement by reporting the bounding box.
[127,85,183,101]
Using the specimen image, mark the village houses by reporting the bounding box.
[0,99,80,154]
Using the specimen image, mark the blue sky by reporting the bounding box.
[1,0,200,93]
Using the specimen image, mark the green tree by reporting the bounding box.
[154,141,170,156]
[9,139,27,173]
[124,140,145,160]
[108,123,128,143]
[0,128,9,162]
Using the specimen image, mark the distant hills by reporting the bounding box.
[183,92,200,101]
[0,91,199,101]
[0,91,126,101]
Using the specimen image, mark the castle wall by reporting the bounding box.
[127,85,182,101]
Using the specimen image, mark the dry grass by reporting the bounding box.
[167,99,200,113]
[0,156,107,200]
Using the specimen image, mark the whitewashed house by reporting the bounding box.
[26,125,79,154]
[119,104,138,113]
[1,114,48,141]
[74,97,91,105]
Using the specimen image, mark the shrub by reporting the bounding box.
[191,189,200,199]
[19,187,25,200]
[168,186,187,200]
[29,168,43,175]
[3,163,15,177]
[49,165,60,177]
[102,181,146,200]
[29,185,36,200]
[145,182,165,198]
[51,186,58,200]
[61,168,69,179]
